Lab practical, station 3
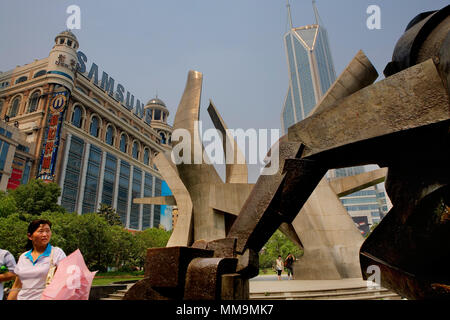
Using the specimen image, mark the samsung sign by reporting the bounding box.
[76,51,151,125]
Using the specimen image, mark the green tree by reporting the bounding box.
[106,225,138,271]
[40,211,113,272]
[97,203,123,226]
[137,227,172,249]
[0,191,17,218]
[364,222,379,238]
[9,179,65,215]
[39,211,79,252]
[0,213,29,259]
[133,228,172,269]
[259,230,303,269]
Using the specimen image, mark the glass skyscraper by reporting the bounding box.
[281,3,336,133]
[280,1,390,235]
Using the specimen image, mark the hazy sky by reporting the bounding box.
[1,0,447,182]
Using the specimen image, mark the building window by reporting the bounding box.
[90,116,100,137]
[142,173,153,229]
[154,109,161,121]
[132,141,140,160]
[9,97,21,117]
[71,106,83,128]
[159,132,166,144]
[145,109,152,123]
[0,140,11,171]
[15,76,27,84]
[117,160,130,225]
[153,178,162,227]
[105,125,115,146]
[28,92,40,113]
[60,38,65,44]
[67,40,72,47]
[82,145,101,214]
[130,168,142,229]
[21,161,31,185]
[282,87,295,134]
[120,134,128,153]
[33,70,47,78]
[0,82,10,88]
[101,153,117,206]
[61,135,84,212]
[143,148,150,165]
[76,86,87,94]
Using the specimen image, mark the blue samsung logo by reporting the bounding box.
[76,51,151,125]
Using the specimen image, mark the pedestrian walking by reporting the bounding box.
[8,219,66,300]
[0,248,16,300]
[275,255,284,280]
[285,253,296,280]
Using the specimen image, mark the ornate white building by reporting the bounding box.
[0,30,173,230]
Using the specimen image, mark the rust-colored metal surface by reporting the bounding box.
[228,141,326,254]
[184,258,238,300]
[206,238,237,258]
[358,7,450,300]
[126,246,214,300]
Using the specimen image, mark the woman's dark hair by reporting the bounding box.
[25,219,52,251]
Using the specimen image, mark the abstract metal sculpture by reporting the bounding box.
[125,5,449,300]
[135,51,389,281]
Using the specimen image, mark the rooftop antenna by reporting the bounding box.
[287,0,294,29]
[312,0,321,25]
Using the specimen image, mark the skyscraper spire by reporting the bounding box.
[287,0,294,29]
[312,0,320,25]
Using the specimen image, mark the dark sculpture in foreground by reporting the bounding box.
[125,5,449,300]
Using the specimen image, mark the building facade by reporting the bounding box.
[280,2,390,235]
[281,2,336,133]
[0,120,35,191]
[328,167,390,236]
[0,30,173,231]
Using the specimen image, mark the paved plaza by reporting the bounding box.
[248,275,403,300]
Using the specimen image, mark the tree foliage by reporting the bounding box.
[364,222,379,238]
[6,179,65,215]
[0,180,172,272]
[259,230,303,269]
[0,191,17,218]
[0,213,28,258]
[97,203,123,227]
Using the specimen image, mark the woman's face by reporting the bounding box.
[28,224,52,249]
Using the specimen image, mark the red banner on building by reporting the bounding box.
[37,88,69,182]
[7,168,23,190]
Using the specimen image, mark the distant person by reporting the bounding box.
[8,219,66,300]
[285,253,296,280]
[275,255,284,280]
[0,248,16,300]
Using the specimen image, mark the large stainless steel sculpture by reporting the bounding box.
[126,5,449,300]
